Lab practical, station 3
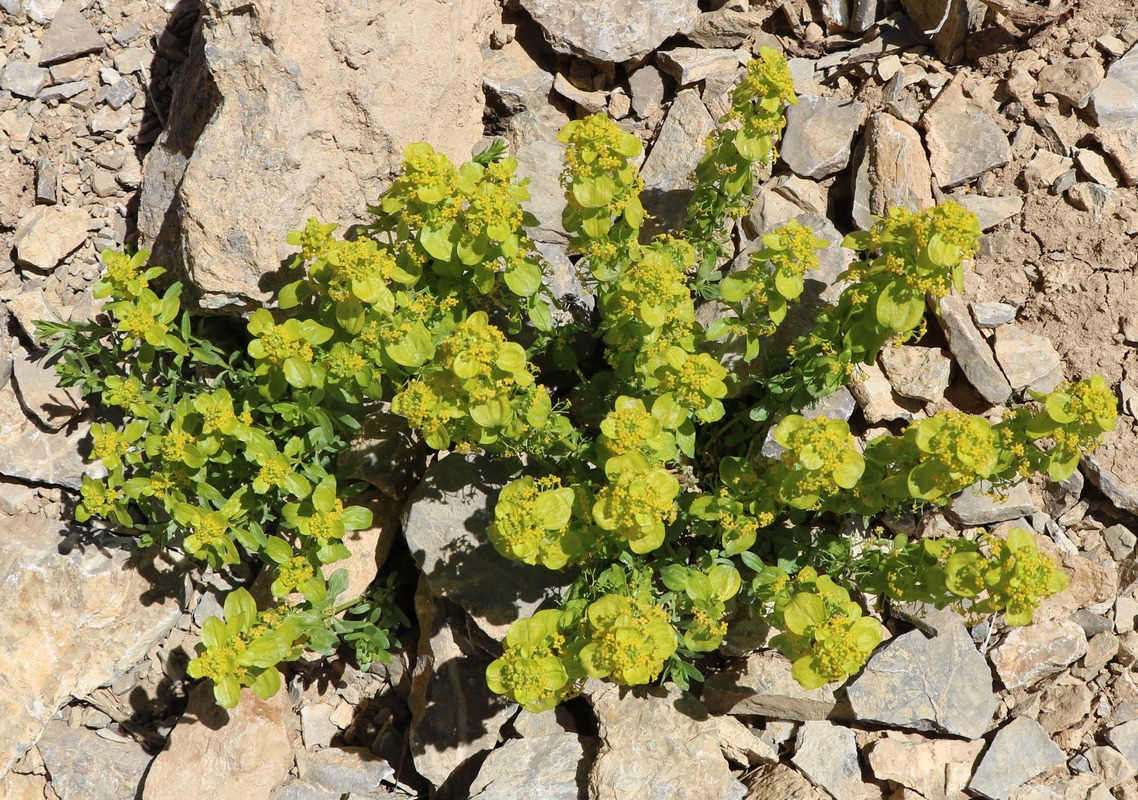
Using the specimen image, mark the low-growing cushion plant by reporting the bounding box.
[43,48,1115,709]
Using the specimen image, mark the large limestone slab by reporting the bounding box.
[967,717,1065,800]
[640,89,716,234]
[139,0,493,309]
[35,722,154,800]
[0,381,100,490]
[702,650,846,721]
[469,732,593,799]
[0,515,183,778]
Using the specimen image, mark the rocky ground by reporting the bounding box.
[2,0,1138,798]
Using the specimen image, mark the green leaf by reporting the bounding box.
[420,222,457,261]
[340,505,374,530]
[249,666,281,700]
[223,589,257,632]
[783,593,826,636]
[572,175,617,209]
[791,656,830,690]
[534,487,574,530]
[263,537,293,564]
[214,675,242,708]
[875,280,923,332]
[282,357,312,388]
[504,261,543,297]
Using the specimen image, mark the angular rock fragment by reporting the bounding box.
[935,295,1012,405]
[781,96,867,179]
[589,684,746,800]
[899,0,986,61]
[10,205,88,271]
[921,81,1010,189]
[640,89,715,233]
[851,113,934,230]
[141,685,295,800]
[35,723,154,800]
[967,717,1065,800]
[993,325,1063,392]
[519,0,700,62]
[990,620,1088,689]
[1089,43,1138,128]
[850,361,916,423]
[947,481,1034,526]
[37,0,105,66]
[703,650,847,721]
[683,8,766,48]
[879,345,952,403]
[0,515,182,777]
[469,732,593,800]
[866,732,983,800]
[0,62,49,99]
[791,722,872,800]
[1035,58,1105,107]
[955,195,1024,231]
[657,47,739,87]
[846,625,997,740]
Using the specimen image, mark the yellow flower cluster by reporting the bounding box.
[578,594,678,685]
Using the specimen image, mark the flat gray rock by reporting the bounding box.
[1107,719,1138,768]
[921,81,1010,189]
[0,62,49,98]
[1090,42,1138,128]
[970,302,1017,328]
[947,480,1035,526]
[640,89,715,233]
[703,650,846,721]
[0,381,102,490]
[683,8,767,48]
[588,684,746,800]
[955,194,1024,231]
[519,0,700,62]
[304,747,394,794]
[936,295,1012,405]
[628,64,665,118]
[657,47,740,87]
[781,95,867,179]
[469,732,593,800]
[35,723,154,800]
[790,722,871,800]
[846,625,997,740]
[967,717,1065,800]
[402,453,565,640]
[38,0,105,65]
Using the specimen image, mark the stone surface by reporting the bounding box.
[1037,676,1094,733]
[971,302,1018,328]
[921,81,1010,188]
[553,72,607,113]
[781,95,866,179]
[1023,150,1075,192]
[879,345,953,403]
[0,62,49,98]
[846,625,997,740]
[899,0,985,60]
[303,747,394,794]
[337,411,428,502]
[514,140,570,244]
[10,205,88,271]
[1107,719,1138,768]
[589,684,746,800]
[469,732,591,799]
[967,717,1066,800]
[519,0,700,62]
[0,515,183,778]
[1085,745,1136,788]
[936,294,1012,405]
[990,620,1088,689]
[142,684,295,800]
[35,722,154,800]
[714,715,778,767]
[849,361,915,423]
[0,381,98,490]
[1089,43,1138,128]
[947,481,1035,526]
[956,194,1024,231]
[140,0,492,309]
[994,325,1064,392]
[743,763,828,800]
[703,650,845,721]
[11,353,82,430]
[851,113,934,230]
[684,9,766,48]
[402,453,564,639]
[37,0,105,65]
[408,592,515,788]
[1036,58,1104,108]
[790,722,871,800]
[628,65,666,119]
[866,732,984,800]
[657,47,739,87]
[640,89,716,233]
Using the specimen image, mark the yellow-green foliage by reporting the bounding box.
[43,48,1115,713]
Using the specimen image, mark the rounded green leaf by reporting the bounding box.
[783,592,826,636]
